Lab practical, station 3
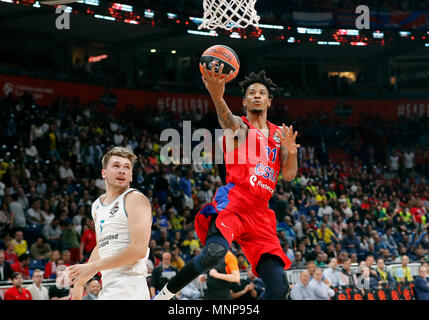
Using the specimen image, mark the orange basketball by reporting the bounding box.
[200,45,240,83]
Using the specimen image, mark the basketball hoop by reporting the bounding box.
[199,0,260,30]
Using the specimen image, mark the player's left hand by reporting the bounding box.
[68,262,99,286]
[276,124,301,155]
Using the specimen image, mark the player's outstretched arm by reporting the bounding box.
[277,124,300,181]
[200,61,247,134]
[68,192,152,286]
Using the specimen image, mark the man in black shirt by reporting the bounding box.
[231,266,264,300]
[150,251,178,298]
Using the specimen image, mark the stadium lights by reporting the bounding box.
[78,0,99,5]
[88,54,108,63]
[33,1,40,7]
[373,31,384,38]
[150,49,157,53]
[258,35,266,41]
[230,32,241,39]
[171,50,176,54]
[255,23,284,30]
[112,3,133,12]
[187,30,218,37]
[399,31,411,37]
[124,19,139,24]
[337,29,360,36]
[287,37,296,43]
[167,13,178,19]
[425,43,429,47]
[144,9,154,18]
[297,27,322,34]
[94,14,115,21]
[351,42,368,46]
[317,41,340,46]
[1,0,13,3]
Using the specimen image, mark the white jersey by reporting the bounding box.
[91,188,150,300]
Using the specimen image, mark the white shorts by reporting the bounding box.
[98,274,150,300]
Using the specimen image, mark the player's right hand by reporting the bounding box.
[200,61,234,100]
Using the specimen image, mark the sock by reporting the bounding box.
[153,284,175,300]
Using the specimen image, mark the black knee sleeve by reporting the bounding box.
[194,242,228,273]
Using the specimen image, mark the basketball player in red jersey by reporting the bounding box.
[154,62,300,300]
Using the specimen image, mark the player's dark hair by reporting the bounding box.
[239,70,277,99]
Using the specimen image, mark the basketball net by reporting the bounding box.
[199,0,260,30]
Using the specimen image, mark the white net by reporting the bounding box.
[199,0,260,30]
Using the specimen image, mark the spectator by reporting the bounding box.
[414,265,429,300]
[80,218,96,262]
[27,269,49,300]
[42,218,62,251]
[60,221,80,263]
[8,193,26,233]
[83,278,101,300]
[309,268,335,300]
[150,251,178,298]
[59,160,75,180]
[322,258,342,287]
[26,198,46,226]
[317,223,339,245]
[394,255,414,283]
[292,251,306,269]
[29,236,52,261]
[0,250,13,281]
[359,266,379,291]
[290,270,316,300]
[181,230,200,256]
[170,244,185,271]
[178,278,203,300]
[0,201,12,237]
[44,250,61,279]
[231,266,260,300]
[341,229,360,255]
[375,258,395,286]
[11,253,30,280]
[4,241,18,265]
[3,272,32,300]
[61,249,72,266]
[339,258,358,287]
[11,230,28,256]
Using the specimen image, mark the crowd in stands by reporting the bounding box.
[0,88,428,300]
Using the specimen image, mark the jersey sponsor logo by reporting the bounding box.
[256,180,274,194]
[249,174,275,194]
[110,202,119,216]
[100,219,105,234]
[249,175,257,186]
[99,233,119,248]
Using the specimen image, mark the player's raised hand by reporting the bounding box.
[200,61,234,100]
[276,124,301,155]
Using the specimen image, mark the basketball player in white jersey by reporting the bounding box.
[68,147,152,300]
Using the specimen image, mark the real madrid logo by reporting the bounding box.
[273,132,281,143]
[110,202,119,216]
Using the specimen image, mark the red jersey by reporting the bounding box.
[11,262,29,280]
[81,229,96,253]
[410,207,425,224]
[224,116,282,201]
[4,287,32,300]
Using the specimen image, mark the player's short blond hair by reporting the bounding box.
[101,147,137,169]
